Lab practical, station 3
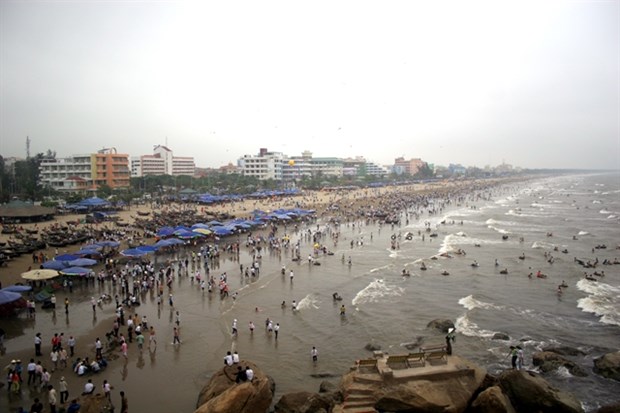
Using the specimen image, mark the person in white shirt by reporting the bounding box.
[82,379,94,395]
[224,351,233,366]
[232,351,240,364]
[245,366,254,381]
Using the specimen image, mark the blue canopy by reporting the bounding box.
[207,220,223,226]
[60,266,93,275]
[153,239,174,248]
[78,197,110,207]
[42,260,68,270]
[136,245,157,253]
[157,227,175,237]
[0,290,22,305]
[55,254,79,261]
[191,223,211,229]
[212,227,233,236]
[174,229,202,239]
[121,248,150,257]
[75,249,102,256]
[68,258,98,267]
[164,238,186,245]
[95,240,121,248]
[1,285,32,293]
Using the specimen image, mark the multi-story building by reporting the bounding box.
[394,157,427,175]
[131,145,196,177]
[39,148,130,192]
[238,148,284,180]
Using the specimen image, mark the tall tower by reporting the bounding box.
[26,136,31,158]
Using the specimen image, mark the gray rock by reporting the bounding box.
[470,386,516,413]
[542,346,587,357]
[498,369,584,413]
[593,351,620,381]
[492,333,510,341]
[364,342,382,351]
[532,351,588,377]
[318,381,336,393]
[274,391,332,413]
[426,318,455,333]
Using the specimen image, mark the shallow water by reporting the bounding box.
[1,172,619,412]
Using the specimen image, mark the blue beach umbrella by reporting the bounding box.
[0,290,22,305]
[95,240,121,248]
[136,245,157,253]
[74,249,102,256]
[42,260,68,270]
[1,285,32,293]
[121,248,149,257]
[60,267,93,276]
[68,258,98,267]
[55,254,79,261]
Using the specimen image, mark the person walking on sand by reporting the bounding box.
[48,384,58,413]
[121,340,128,359]
[149,326,157,349]
[58,376,69,404]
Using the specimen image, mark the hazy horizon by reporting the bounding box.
[1,1,618,170]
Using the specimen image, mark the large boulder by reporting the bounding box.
[498,370,583,413]
[195,360,275,413]
[470,386,516,413]
[426,319,455,333]
[542,346,586,357]
[532,351,588,377]
[492,333,510,341]
[274,391,332,413]
[593,351,620,381]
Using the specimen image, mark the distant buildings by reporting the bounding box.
[238,149,390,181]
[131,145,195,177]
[393,157,427,176]
[39,148,130,192]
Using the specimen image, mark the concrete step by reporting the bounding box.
[346,385,375,395]
[352,374,383,384]
[345,395,375,404]
[341,405,378,413]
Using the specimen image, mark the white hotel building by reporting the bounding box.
[131,145,196,177]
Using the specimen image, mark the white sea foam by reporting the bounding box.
[370,264,393,273]
[607,215,617,219]
[352,279,404,306]
[458,295,505,311]
[577,231,589,236]
[531,241,555,249]
[455,314,497,338]
[488,225,511,234]
[505,209,538,218]
[296,294,320,311]
[599,209,613,214]
[576,279,620,326]
[592,200,601,204]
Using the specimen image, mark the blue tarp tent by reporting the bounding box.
[78,197,111,207]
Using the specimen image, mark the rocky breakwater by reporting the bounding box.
[194,360,275,413]
[195,355,587,413]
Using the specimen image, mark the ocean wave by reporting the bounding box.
[578,231,589,236]
[438,233,499,254]
[607,215,617,219]
[505,209,539,218]
[592,200,602,204]
[531,241,555,249]
[576,279,620,326]
[458,294,505,311]
[370,264,393,273]
[296,294,320,311]
[352,279,404,306]
[486,218,518,227]
[455,314,497,338]
[599,209,613,214]
[488,225,511,235]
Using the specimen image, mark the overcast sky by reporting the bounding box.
[1,0,618,170]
